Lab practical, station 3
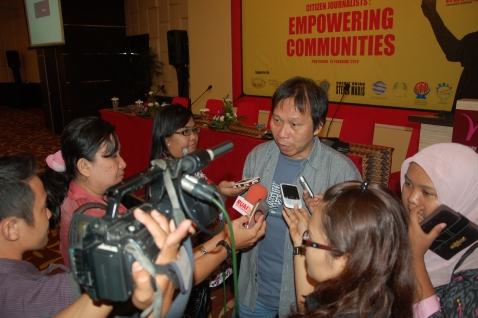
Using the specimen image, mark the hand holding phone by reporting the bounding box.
[299,176,314,198]
[280,183,302,209]
[420,205,478,260]
[233,176,261,189]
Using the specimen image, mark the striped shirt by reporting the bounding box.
[0,258,81,318]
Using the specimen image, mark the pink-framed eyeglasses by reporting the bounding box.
[302,230,341,252]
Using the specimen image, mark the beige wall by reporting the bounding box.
[188,0,232,113]
[0,0,40,83]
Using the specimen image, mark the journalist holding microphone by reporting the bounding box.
[149,104,266,316]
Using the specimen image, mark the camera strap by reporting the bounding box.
[125,242,193,318]
[128,160,195,318]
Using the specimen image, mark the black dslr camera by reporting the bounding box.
[68,142,232,302]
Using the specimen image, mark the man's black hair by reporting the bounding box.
[271,76,328,130]
[0,153,38,226]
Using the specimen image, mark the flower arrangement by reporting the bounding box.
[210,94,246,129]
[136,89,163,118]
[145,90,161,118]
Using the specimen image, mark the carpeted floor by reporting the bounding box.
[0,106,236,318]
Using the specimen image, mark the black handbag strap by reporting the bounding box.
[73,202,107,214]
[451,242,478,275]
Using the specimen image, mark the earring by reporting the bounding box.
[167,143,170,147]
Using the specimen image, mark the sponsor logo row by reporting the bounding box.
[250,77,453,104]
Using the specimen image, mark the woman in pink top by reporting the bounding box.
[41,117,127,267]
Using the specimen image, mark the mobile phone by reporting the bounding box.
[299,176,314,198]
[246,199,269,228]
[233,176,261,188]
[420,205,478,260]
[280,183,302,209]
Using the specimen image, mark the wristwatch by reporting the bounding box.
[216,240,232,259]
[199,244,208,255]
[293,245,306,256]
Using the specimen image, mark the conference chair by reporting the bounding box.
[236,101,260,126]
[172,96,189,108]
[206,99,224,116]
[339,114,375,145]
[266,111,273,129]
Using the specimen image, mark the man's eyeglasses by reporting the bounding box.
[174,127,201,136]
[302,230,340,252]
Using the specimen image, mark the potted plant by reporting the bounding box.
[210,94,247,129]
[134,47,166,98]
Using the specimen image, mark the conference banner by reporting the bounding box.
[242,0,478,111]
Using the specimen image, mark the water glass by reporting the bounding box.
[111,97,119,111]
[256,123,265,137]
[135,100,144,114]
[200,108,210,121]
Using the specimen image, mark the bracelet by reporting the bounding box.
[293,246,305,256]
[216,240,232,259]
[199,244,208,255]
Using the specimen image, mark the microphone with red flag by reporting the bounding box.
[232,184,269,227]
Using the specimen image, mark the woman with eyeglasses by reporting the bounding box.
[150,104,255,202]
[150,104,266,317]
[283,181,415,317]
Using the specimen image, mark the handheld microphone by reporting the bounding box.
[320,83,351,153]
[244,184,268,204]
[232,184,268,216]
[244,184,269,228]
[179,141,233,174]
[191,85,213,106]
[181,174,217,202]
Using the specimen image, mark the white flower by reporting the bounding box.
[220,116,224,121]
[226,113,231,118]
[149,91,153,95]
[154,102,159,106]
[148,102,153,107]
[226,99,232,102]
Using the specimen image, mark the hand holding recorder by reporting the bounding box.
[233,176,261,188]
[299,175,323,213]
[217,176,260,198]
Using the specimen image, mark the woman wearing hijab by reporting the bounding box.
[400,143,478,317]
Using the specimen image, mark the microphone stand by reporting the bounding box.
[320,83,350,152]
[191,85,212,106]
[231,93,245,105]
